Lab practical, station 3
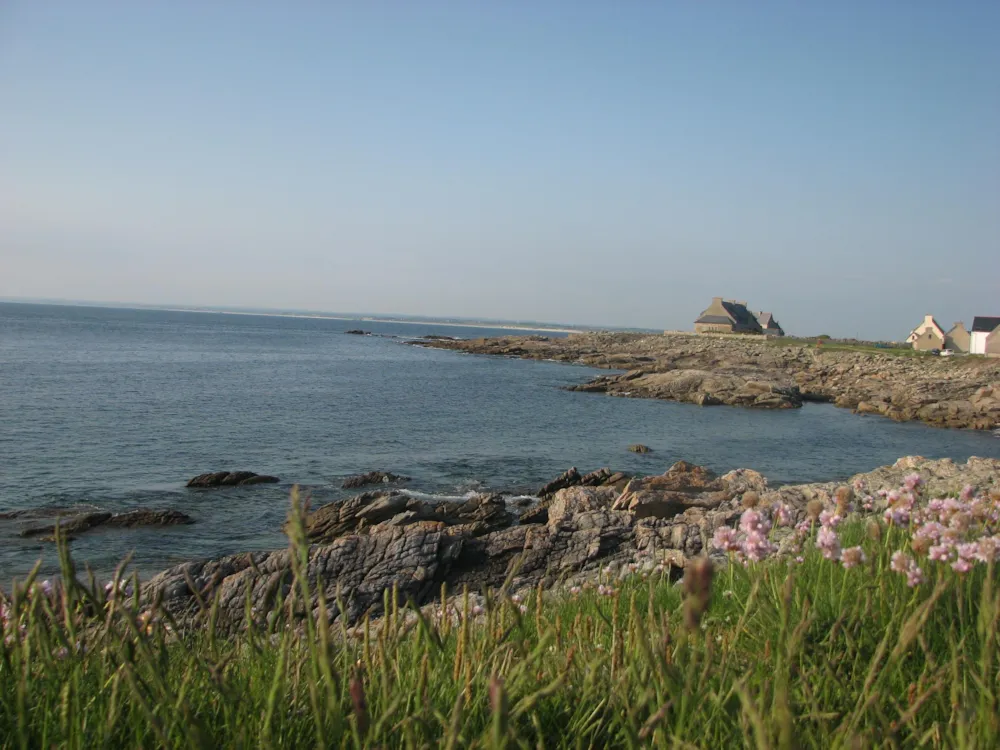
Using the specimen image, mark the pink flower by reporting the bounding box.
[891,551,924,586]
[773,503,794,528]
[951,558,972,574]
[903,473,925,492]
[884,507,910,527]
[712,526,741,552]
[928,544,952,562]
[914,521,945,542]
[975,537,1000,563]
[742,531,777,562]
[816,527,841,560]
[819,510,842,528]
[840,547,866,569]
[471,605,485,616]
[568,586,581,596]
[739,509,770,535]
[959,485,975,502]
[510,594,523,604]
[518,604,529,614]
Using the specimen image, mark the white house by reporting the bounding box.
[970,316,1000,355]
[906,315,946,346]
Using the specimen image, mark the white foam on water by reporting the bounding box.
[400,489,480,503]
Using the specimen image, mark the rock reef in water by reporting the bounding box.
[186,472,280,488]
[142,455,1000,633]
[341,471,410,489]
[18,509,194,540]
[414,332,1000,430]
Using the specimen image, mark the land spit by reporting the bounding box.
[414,331,1000,430]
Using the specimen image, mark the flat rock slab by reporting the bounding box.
[186,471,280,488]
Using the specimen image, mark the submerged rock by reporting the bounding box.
[20,512,112,538]
[18,508,193,539]
[628,444,652,454]
[341,471,410,489]
[186,472,280,488]
[105,509,194,528]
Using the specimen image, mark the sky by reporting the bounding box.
[1,2,997,339]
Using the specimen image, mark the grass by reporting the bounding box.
[767,337,925,357]
[1,494,998,748]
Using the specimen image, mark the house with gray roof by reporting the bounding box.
[754,311,785,337]
[970,316,1000,356]
[694,298,764,334]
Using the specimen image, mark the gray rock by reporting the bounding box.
[186,472,279,488]
[341,471,409,489]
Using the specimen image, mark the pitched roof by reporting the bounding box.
[695,315,735,325]
[971,316,1000,333]
[721,301,758,328]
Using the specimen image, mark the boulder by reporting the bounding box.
[186,472,279,488]
[612,461,731,520]
[341,471,410,490]
[628,444,652,454]
[546,486,618,529]
[344,330,370,335]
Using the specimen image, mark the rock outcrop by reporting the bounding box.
[298,491,512,543]
[186,472,280,488]
[341,471,410,490]
[141,456,1000,633]
[414,332,1000,430]
[628,444,652,454]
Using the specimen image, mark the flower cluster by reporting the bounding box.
[707,474,1000,583]
[712,505,787,564]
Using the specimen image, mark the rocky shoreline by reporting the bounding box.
[142,455,1000,632]
[414,332,1000,430]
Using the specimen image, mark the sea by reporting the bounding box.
[2,302,999,580]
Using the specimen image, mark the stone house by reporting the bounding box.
[906,315,946,349]
[754,312,785,337]
[694,298,763,334]
[944,322,970,353]
[970,317,1000,356]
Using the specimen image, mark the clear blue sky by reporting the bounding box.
[2,1,997,338]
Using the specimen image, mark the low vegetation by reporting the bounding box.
[2,481,998,748]
[769,336,924,356]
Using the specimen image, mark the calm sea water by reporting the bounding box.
[2,302,999,579]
